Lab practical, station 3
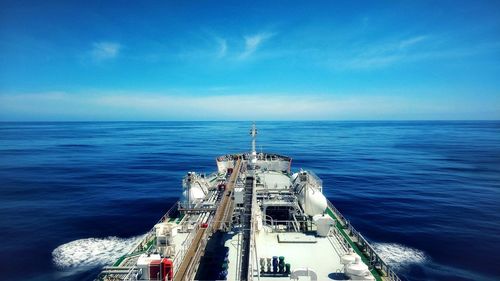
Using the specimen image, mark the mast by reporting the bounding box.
[250,123,258,168]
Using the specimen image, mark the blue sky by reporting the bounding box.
[0,0,499,120]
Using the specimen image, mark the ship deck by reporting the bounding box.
[98,148,401,281]
[224,228,350,280]
[255,229,347,280]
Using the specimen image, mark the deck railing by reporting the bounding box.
[100,202,182,281]
[263,217,313,232]
[327,200,402,281]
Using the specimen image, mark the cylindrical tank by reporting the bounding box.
[272,256,278,273]
[182,185,205,203]
[299,186,327,216]
[340,252,358,265]
[345,256,374,280]
[260,257,266,272]
[313,214,335,237]
[278,256,285,273]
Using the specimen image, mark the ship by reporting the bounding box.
[97,124,401,281]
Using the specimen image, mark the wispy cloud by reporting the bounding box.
[240,32,274,59]
[398,36,427,49]
[90,41,121,61]
[330,34,500,70]
[176,32,276,61]
[216,38,227,58]
[338,35,429,69]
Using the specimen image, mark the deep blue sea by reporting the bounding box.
[1,121,499,281]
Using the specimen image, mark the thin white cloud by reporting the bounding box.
[1,91,498,121]
[240,32,274,59]
[398,36,427,49]
[330,35,498,70]
[216,38,227,58]
[341,54,404,69]
[90,41,121,61]
[339,35,429,69]
[335,37,500,70]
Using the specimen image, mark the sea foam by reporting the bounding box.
[372,243,427,269]
[52,236,143,268]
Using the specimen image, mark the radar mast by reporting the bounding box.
[250,123,258,168]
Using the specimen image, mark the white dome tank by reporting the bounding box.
[312,214,334,237]
[182,186,205,203]
[299,186,327,216]
[182,172,208,204]
[340,249,359,264]
[345,256,374,280]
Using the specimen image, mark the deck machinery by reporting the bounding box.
[97,124,401,281]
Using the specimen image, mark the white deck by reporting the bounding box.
[256,171,291,191]
[224,231,243,281]
[225,226,349,281]
[253,228,347,281]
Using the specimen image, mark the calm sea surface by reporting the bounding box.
[0,121,499,281]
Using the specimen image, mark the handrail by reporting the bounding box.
[326,200,401,281]
[304,170,323,189]
[108,201,191,280]
[262,218,311,232]
[327,228,349,254]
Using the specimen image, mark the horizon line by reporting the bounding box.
[1,119,499,123]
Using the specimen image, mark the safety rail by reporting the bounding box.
[327,227,350,255]
[98,202,183,281]
[326,200,402,281]
[304,170,323,189]
[113,175,226,280]
[263,217,313,232]
[174,159,242,281]
[172,223,201,275]
[247,177,258,281]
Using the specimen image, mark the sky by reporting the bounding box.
[0,0,499,121]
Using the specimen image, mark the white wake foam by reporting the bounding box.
[52,236,143,268]
[372,243,427,269]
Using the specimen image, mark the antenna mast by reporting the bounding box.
[250,123,258,168]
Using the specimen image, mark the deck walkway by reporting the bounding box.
[173,158,242,281]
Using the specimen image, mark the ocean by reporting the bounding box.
[0,121,499,281]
